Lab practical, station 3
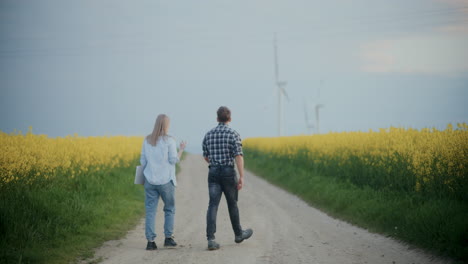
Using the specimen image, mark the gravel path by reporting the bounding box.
[81,154,451,264]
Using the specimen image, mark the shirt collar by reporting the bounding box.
[218,122,229,126]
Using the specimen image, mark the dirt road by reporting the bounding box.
[83,154,450,264]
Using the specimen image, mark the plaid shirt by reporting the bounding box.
[202,123,243,166]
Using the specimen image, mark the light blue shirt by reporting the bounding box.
[140,136,179,186]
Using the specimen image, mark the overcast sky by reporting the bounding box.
[1,0,467,152]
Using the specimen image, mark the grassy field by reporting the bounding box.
[1,131,152,263]
[0,162,146,264]
[244,125,468,262]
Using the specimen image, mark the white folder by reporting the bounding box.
[134,165,145,185]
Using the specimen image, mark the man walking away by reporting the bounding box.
[202,106,253,250]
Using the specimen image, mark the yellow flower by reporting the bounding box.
[243,123,467,194]
[0,130,143,185]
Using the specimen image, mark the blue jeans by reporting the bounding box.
[206,166,242,240]
[144,180,175,241]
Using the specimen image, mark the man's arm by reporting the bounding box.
[235,155,244,190]
[202,135,210,164]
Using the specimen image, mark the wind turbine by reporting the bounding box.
[274,34,289,136]
[315,104,324,134]
[315,82,325,134]
[303,100,314,134]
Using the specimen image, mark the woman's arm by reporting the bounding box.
[177,141,187,160]
[140,140,147,167]
[168,138,186,165]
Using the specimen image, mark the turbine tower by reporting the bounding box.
[274,34,289,136]
[304,100,314,134]
[315,83,325,134]
[315,104,324,134]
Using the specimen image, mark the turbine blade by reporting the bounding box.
[274,34,279,83]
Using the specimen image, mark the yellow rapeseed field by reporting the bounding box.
[0,128,143,185]
[244,123,468,194]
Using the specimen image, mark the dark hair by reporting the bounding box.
[217,106,231,123]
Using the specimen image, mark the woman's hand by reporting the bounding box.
[177,141,187,160]
[179,141,187,151]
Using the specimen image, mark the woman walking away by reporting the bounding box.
[140,114,186,250]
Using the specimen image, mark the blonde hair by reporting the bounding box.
[146,114,170,146]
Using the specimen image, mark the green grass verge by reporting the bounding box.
[0,161,145,264]
[245,150,468,263]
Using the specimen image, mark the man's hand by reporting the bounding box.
[237,177,243,190]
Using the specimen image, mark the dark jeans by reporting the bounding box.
[206,165,242,240]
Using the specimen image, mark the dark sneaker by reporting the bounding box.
[146,241,157,250]
[235,228,253,243]
[164,237,177,247]
[207,240,220,250]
